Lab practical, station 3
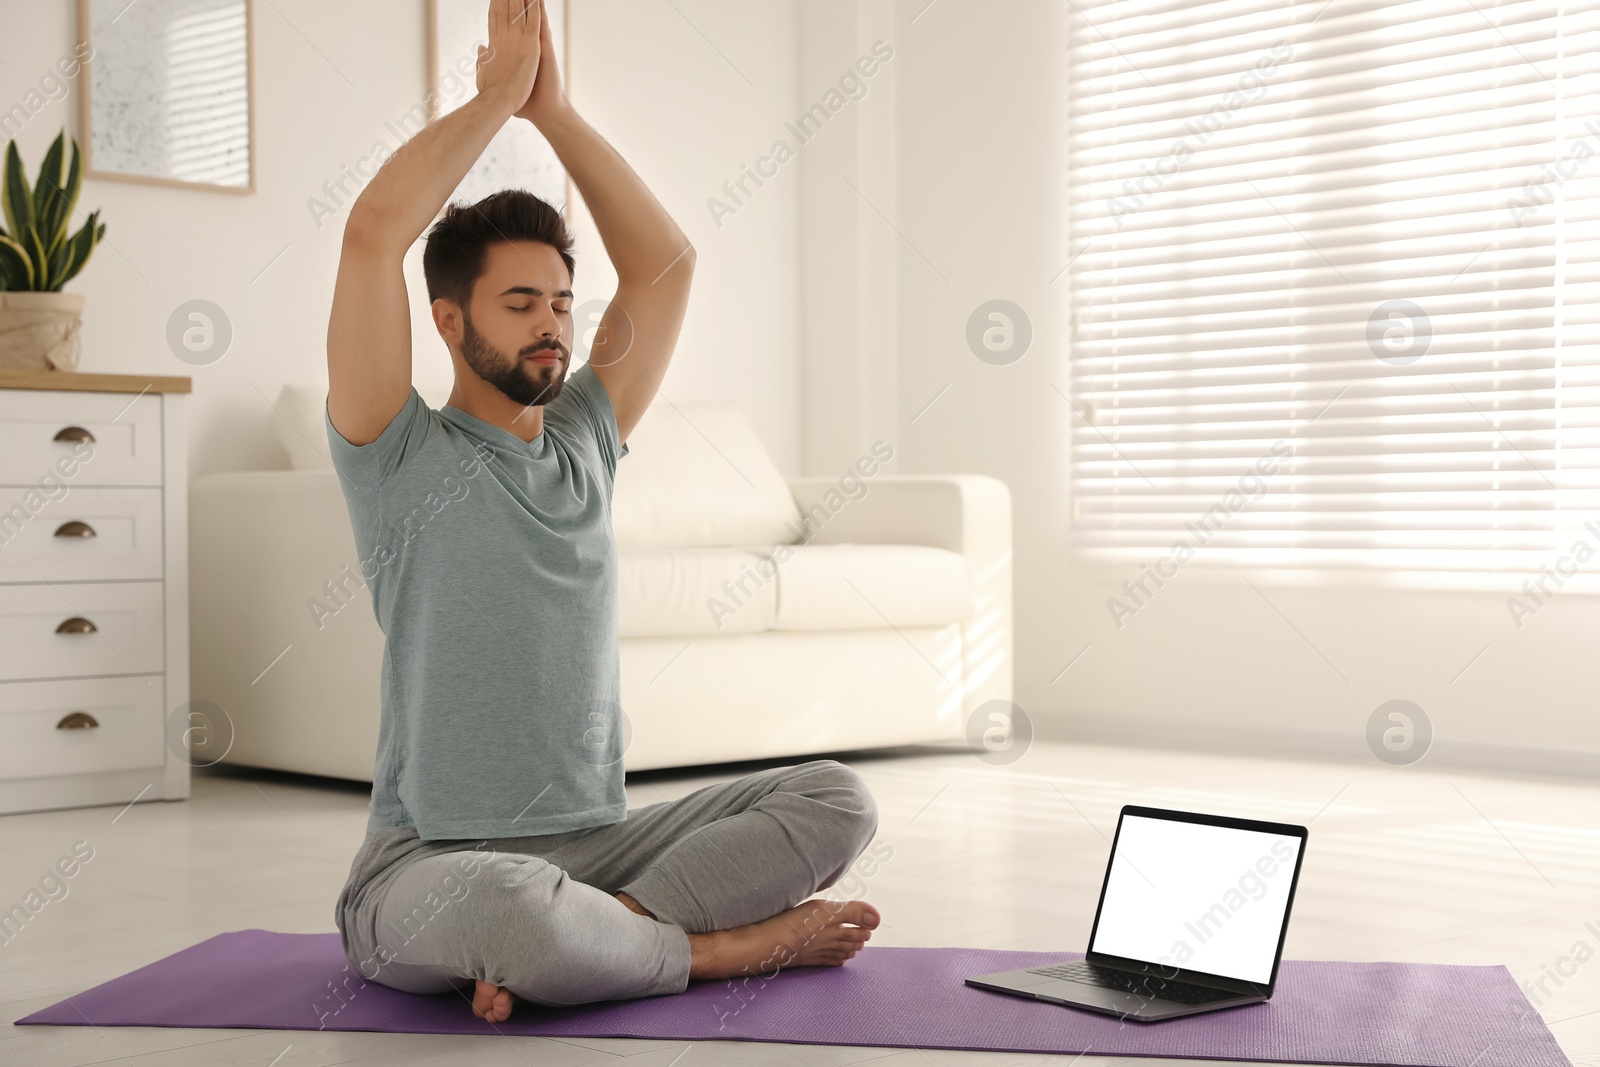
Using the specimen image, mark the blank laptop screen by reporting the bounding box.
[1089,814,1302,985]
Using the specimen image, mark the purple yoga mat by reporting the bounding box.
[15,930,1568,1067]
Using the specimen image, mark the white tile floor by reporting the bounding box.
[2,738,1596,1066]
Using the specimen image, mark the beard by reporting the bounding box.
[460,311,568,408]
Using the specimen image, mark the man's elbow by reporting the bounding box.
[622,242,695,291]
[661,242,697,291]
[341,206,404,257]
[340,206,379,247]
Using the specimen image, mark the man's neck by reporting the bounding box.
[445,377,547,443]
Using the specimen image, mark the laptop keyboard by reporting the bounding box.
[1025,961,1240,1005]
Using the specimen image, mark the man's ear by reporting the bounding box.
[432,298,463,344]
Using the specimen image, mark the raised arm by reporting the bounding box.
[509,0,696,442]
[326,0,541,446]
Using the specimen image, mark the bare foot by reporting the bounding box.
[466,894,880,1018]
[472,978,513,1023]
[688,898,880,980]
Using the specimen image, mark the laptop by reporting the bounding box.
[966,805,1308,1022]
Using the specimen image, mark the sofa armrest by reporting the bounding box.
[785,474,1014,711]
[786,473,1010,563]
[189,469,383,781]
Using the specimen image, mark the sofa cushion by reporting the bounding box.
[612,401,802,549]
[272,378,484,470]
[770,544,975,631]
[618,548,778,637]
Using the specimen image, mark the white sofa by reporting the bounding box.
[188,382,1012,780]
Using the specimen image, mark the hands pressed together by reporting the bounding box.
[475,0,568,125]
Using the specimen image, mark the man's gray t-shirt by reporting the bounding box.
[324,364,629,841]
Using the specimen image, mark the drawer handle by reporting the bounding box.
[56,712,99,730]
[54,520,97,538]
[56,617,98,634]
[53,426,96,444]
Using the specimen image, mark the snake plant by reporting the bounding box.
[0,130,106,292]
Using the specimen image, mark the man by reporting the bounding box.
[325,0,882,1021]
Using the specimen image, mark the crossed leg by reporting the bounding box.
[473,889,881,1022]
[356,759,882,1018]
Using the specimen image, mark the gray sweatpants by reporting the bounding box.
[336,759,880,1008]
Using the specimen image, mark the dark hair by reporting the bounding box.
[422,189,575,311]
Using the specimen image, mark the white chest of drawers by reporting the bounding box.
[0,370,191,815]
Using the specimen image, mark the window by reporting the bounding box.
[1066,0,1600,572]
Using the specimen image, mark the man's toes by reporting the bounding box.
[819,925,870,951]
[473,979,513,1022]
[828,900,880,929]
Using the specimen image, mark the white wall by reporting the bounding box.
[803,0,1600,775]
[795,0,901,475]
[0,0,803,478]
[13,0,1591,773]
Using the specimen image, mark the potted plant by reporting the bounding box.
[0,129,106,371]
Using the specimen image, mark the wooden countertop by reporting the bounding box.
[0,369,192,394]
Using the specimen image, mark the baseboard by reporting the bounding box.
[1034,712,1600,782]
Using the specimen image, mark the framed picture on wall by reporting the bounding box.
[75,0,255,193]
[426,0,571,213]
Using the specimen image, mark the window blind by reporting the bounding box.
[1066,0,1600,572]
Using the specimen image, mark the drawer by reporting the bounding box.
[0,487,164,582]
[0,676,166,782]
[0,389,163,487]
[0,582,164,681]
